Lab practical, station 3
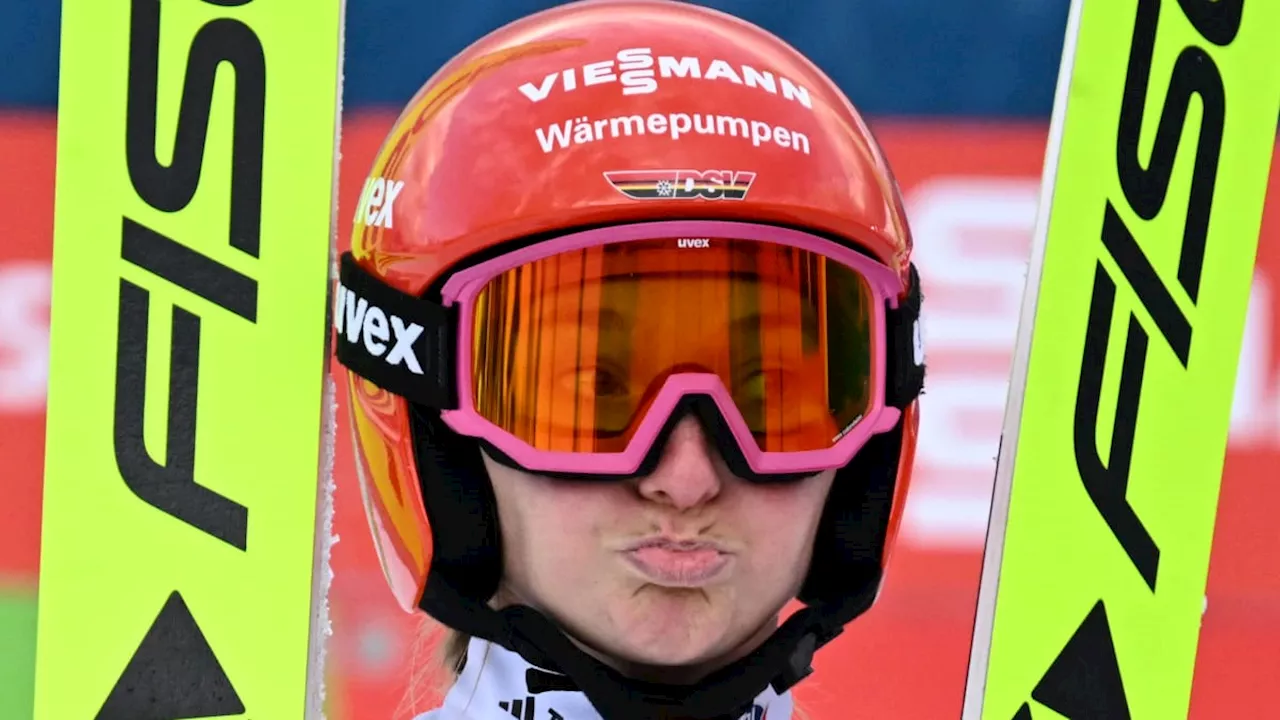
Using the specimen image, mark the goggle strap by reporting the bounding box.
[885,262,926,410]
[333,251,459,409]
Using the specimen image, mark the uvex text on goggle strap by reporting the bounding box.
[334,220,924,481]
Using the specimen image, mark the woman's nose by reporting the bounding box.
[635,415,724,511]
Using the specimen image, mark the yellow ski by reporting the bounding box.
[34,1,345,717]
[964,0,1280,718]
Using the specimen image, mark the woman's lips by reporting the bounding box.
[622,539,732,587]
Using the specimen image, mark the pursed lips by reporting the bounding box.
[620,536,734,587]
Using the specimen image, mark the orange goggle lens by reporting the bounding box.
[469,237,876,454]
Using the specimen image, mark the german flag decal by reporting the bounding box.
[604,169,757,200]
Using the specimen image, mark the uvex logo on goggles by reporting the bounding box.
[335,284,425,374]
[333,253,457,409]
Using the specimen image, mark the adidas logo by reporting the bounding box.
[498,695,563,720]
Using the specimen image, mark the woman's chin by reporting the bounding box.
[602,602,734,671]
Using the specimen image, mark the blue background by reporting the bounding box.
[2,0,1071,116]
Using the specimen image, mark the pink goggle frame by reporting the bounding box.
[437,220,907,477]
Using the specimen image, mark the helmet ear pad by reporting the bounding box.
[797,418,904,605]
[410,405,505,607]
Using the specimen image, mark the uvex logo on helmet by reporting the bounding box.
[334,282,425,375]
[604,169,757,200]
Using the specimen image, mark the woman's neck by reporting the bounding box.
[597,614,779,685]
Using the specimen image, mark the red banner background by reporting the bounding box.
[1,113,1276,718]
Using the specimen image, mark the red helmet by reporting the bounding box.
[337,1,924,717]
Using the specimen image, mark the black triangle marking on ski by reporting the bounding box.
[1011,702,1033,720]
[1029,599,1131,720]
[96,590,245,720]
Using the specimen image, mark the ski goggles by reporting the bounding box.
[335,220,924,482]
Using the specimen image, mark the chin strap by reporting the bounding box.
[421,570,879,720]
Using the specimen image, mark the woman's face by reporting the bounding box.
[484,416,836,683]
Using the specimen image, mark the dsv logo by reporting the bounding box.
[603,169,757,201]
[113,0,268,552]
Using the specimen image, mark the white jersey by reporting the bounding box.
[414,636,794,720]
